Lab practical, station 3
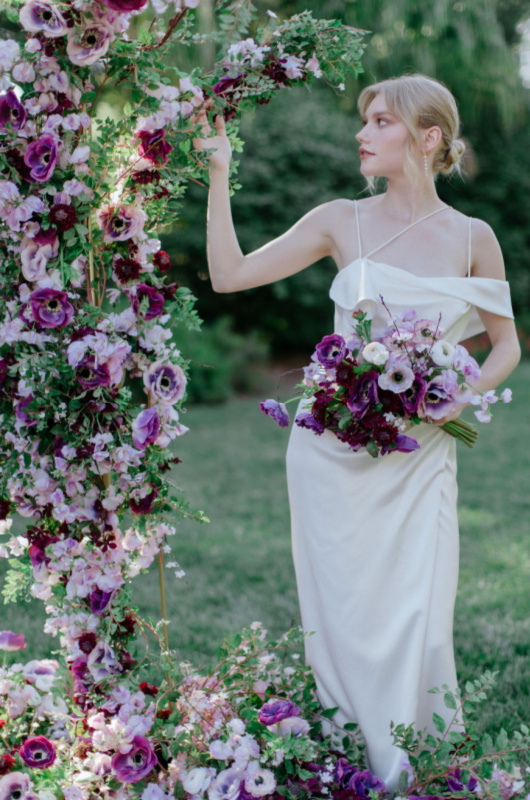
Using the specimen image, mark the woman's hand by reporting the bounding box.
[431,403,469,426]
[192,108,232,172]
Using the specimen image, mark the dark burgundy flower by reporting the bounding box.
[260,399,289,427]
[129,484,159,515]
[33,226,59,248]
[295,410,324,435]
[77,632,98,654]
[348,769,386,798]
[76,356,111,390]
[262,54,290,87]
[0,752,16,775]
[23,134,58,183]
[0,90,28,131]
[258,699,301,725]
[130,284,166,320]
[114,257,142,284]
[30,288,74,328]
[139,682,158,696]
[111,735,158,783]
[131,169,160,186]
[346,371,379,418]
[48,203,78,231]
[5,146,33,182]
[0,500,11,519]
[152,250,171,273]
[19,735,57,769]
[100,0,148,11]
[401,375,427,415]
[334,758,358,789]
[212,73,246,120]
[446,768,478,794]
[137,128,173,165]
[89,587,114,615]
[314,334,346,368]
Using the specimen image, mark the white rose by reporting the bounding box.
[362,341,389,365]
[430,339,455,366]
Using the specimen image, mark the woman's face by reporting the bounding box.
[355,94,414,179]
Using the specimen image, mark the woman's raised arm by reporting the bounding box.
[192,111,336,293]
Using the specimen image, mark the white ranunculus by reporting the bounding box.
[362,341,389,365]
[430,339,455,366]
[182,767,215,795]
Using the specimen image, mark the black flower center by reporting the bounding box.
[113,218,126,232]
[426,391,441,403]
[44,299,60,312]
[393,372,405,384]
[34,748,46,760]
[11,108,19,119]
[40,9,53,21]
[42,152,50,164]
[160,374,172,391]
[420,327,432,338]
[132,752,145,766]
[11,790,23,800]
[83,30,99,47]
[78,367,93,380]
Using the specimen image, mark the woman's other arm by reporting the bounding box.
[192,111,337,293]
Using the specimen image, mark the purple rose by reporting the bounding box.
[0,631,26,651]
[101,0,148,10]
[0,773,37,800]
[23,134,58,183]
[132,407,160,449]
[0,90,28,131]
[76,355,111,390]
[346,371,379,418]
[89,587,114,615]
[66,20,115,67]
[29,288,74,328]
[401,375,427,415]
[260,399,289,427]
[349,769,386,798]
[144,361,186,405]
[19,0,68,36]
[258,699,300,725]
[111,735,158,783]
[19,736,56,769]
[314,334,346,368]
[295,410,324,434]
[137,129,174,165]
[130,284,166,320]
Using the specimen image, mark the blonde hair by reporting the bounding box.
[357,73,466,193]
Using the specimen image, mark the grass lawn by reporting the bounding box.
[1,361,529,737]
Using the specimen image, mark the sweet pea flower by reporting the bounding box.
[137,128,174,165]
[0,630,26,650]
[101,0,148,10]
[182,767,216,795]
[501,388,512,403]
[66,20,115,67]
[0,40,20,71]
[12,62,36,83]
[260,399,289,427]
[270,716,311,738]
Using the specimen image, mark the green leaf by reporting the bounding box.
[432,712,447,734]
[343,722,358,731]
[444,691,458,709]
[320,706,339,719]
[366,440,379,458]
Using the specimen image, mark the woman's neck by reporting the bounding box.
[377,174,445,223]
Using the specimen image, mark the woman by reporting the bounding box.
[192,73,520,790]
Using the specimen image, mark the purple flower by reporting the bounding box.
[346,371,379,418]
[0,773,37,800]
[208,766,242,800]
[19,0,68,37]
[394,434,420,454]
[0,631,26,651]
[66,20,115,67]
[401,375,427,415]
[76,355,111,390]
[213,73,246,120]
[19,736,56,769]
[452,344,481,381]
[334,758,358,789]
[419,375,459,421]
[89,587,114,615]
[295,410,324,434]
[446,768,479,794]
[129,483,159,515]
[130,284,166,320]
[101,0,148,10]
[132,407,160,449]
[96,203,147,242]
[258,699,300,725]
[314,334,346,368]
[137,129,174,165]
[0,91,28,131]
[272,716,310,738]
[87,641,122,682]
[111,735,158,783]
[349,769,386,798]
[144,361,187,405]
[260,399,289,428]
[29,288,74,328]
[23,134,58,183]
[378,363,415,394]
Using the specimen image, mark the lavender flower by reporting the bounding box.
[144,361,187,404]
[129,483,159,515]
[96,203,147,242]
[130,284,166,320]
[0,630,26,651]
[334,758,358,789]
[29,288,74,328]
[23,134,58,183]
[394,434,420,454]
[401,375,427,415]
[260,399,289,427]
[89,587,114,615]
[207,767,242,800]
[19,0,68,37]
[87,641,122,682]
[419,374,459,421]
[0,91,28,131]
[101,0,148,10]
[111,735,158,783]
[378,363,415,394]
[132,407,160,449]
[258,698,300,725]
[0,773,37,800]
[295,410,324,434]
[271,716,311,738]
[314,334,346,368]
[66,20,115,67]
[19,736,57,769]
[76,355,111,390]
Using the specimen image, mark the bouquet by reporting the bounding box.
[260,301,512,458]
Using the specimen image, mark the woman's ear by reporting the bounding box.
[422,126,443,153]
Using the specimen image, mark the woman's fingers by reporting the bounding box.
[214,113,226,134]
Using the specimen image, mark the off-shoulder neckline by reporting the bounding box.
[333,257,508,284]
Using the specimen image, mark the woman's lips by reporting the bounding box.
[359,149,374,159]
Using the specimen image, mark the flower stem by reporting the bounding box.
[441,419,479,448]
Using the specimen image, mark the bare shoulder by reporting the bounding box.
[469,217,506,279]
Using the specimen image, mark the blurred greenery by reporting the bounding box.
[2,361,529,735]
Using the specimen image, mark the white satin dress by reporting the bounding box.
[286,201,514,791]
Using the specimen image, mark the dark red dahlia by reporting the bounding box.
[139,682,159,696]
[137,128,173,165]
[49,203,78,232]
[0,753,16,776]
[77,632,98,654]
[0,499,11,519]
[153,250,171,274]
[114,257,142,283]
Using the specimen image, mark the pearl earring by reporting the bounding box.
[423,152,429,177]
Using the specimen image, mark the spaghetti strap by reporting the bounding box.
[354,200,362,258]
[364,204,452,260]
[467,216,472,277]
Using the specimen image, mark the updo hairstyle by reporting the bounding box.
[357,73,466,192]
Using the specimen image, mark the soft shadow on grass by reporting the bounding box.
[1,363,529,735]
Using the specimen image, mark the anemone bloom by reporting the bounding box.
[144,361,187,405]
[19,0,68,36]
[66,20,115,67]
[29,288,74,328]
[111,735,158,783]
[19,736,56,769]
[0,91,28,131]
[23,134,58,183]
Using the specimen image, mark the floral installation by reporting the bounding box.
[261,300,512,457]
[0,0,369,793]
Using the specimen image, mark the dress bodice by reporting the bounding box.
[329,257,514,345]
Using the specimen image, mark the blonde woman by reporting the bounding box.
[192,74,520,790]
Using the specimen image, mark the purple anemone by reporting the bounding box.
[100,0,148,10]
[346,371,379,418]
[76,356,111,390]
[130,284,166,320]
[19,736,57,769]
[258,699,300,725]
[96,203,146,243]
[260,399,289,427]
[419,375,459,421]
[400,375,427,415]
[137,128,174,165]
[0,91,28,131]
[66,20,115,67]
[19,0,68,37]
[29,288,74,328]
[348,769,386,798]
[295,410,324,434]
[23,134,58,183]
[132,407,160,449]
[144,361,186,405]
[0,772,37,800]
[314,334,346,368]
[111,735,158,783]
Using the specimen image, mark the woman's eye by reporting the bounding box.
[378,118,387,126]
